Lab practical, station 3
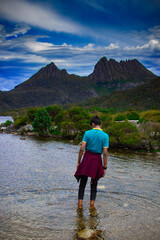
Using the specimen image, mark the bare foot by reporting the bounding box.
[90,200,95,209]
[78,199,83,209]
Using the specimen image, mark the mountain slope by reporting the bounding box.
[0,57,157,111]
[83,77,160,111]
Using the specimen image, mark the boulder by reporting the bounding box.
[78,228,96,239]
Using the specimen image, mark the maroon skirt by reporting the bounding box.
[74,150,104,182]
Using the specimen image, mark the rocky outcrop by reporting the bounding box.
[89,57,156,89]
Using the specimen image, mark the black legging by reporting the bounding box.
[78,175,98,201]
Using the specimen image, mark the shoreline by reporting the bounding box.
[1,125,160,154]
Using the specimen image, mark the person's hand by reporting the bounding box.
[103,170,106,177]
[77,163,80,169]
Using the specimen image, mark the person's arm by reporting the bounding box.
[77,141,86,169]
[103,147,108,176]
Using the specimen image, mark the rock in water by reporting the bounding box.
[78,228,95,239]
[97,185,106,189]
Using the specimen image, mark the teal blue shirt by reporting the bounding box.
[82,128,109,154]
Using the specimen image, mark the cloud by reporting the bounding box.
[105,43,119,50]
[0,0,86,34]
[6,24,31,38]
[81,0,106,12]
[124,39,160,51]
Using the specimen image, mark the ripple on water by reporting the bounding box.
[0,133,160,239]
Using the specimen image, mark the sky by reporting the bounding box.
[0,0,160,91]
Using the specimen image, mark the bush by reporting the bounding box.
[100,113,113,128]
[45,105,62,121]
[140,110,160,122]
[126,110,140,120]
[4,120,13,126]
[27,107,40,121]
[68,106,89,120]
[49,126,62,136]
[114,113,126,121]
[75,120,91,133]
[106,120,141,148]
[61,120,77,138]
[14,116,29,129]
[32,108,52,135]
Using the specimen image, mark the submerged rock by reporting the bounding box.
[20,137,26,140]
[97,185,106,189]
[78,228,96,239]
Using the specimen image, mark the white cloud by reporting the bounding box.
[6,24,30,38]
[105,43,119,50]
[25,41,55,52]
[0,51,48,63]
[0,0,86,34]
[124,39,160,51]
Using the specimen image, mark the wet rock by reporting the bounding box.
[20,137,26,140]
[97,185,106,190]
[18,124,33,133]
[123,203,129,207]
[117,169,125,173]
[27,132,36,136]
[78,228,96,239]
[13,132,19,135]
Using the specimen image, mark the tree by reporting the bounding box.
[32,108,52,135]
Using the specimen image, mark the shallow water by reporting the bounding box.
[0,120,160,239]
[0,116,13,125]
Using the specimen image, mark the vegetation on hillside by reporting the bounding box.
[4,104,159,151]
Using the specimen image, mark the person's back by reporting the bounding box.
[83,128,109,154]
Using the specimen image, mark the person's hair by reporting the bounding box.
[90,115,101,126]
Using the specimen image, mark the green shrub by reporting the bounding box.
[32,108,52,135]
[49,126,62,136]
[55,110,69,125]
[14,116,29,128]
[68,106,89,120]
[106,120,141,148]
[45,105,62,121]
[114,113,126,121]
[140,110,160,122]
[75,120,91,134]
[126,111,140,120]
[100,114,113,128]
[4,120,13,126]
[27,107,40,121]
[61,120,77,138]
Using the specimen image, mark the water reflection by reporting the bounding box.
[74,208,104,240]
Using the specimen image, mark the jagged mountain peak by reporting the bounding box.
[89,57,155,83]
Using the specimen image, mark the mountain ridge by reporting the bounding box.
[0,57,157,111]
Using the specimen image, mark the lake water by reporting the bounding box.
[0,116,13,125]
[0,117,160,239]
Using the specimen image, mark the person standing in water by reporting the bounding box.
[74,116,109,209]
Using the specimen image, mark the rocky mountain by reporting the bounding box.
[89,57,156,91]
[0,57,157,111]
